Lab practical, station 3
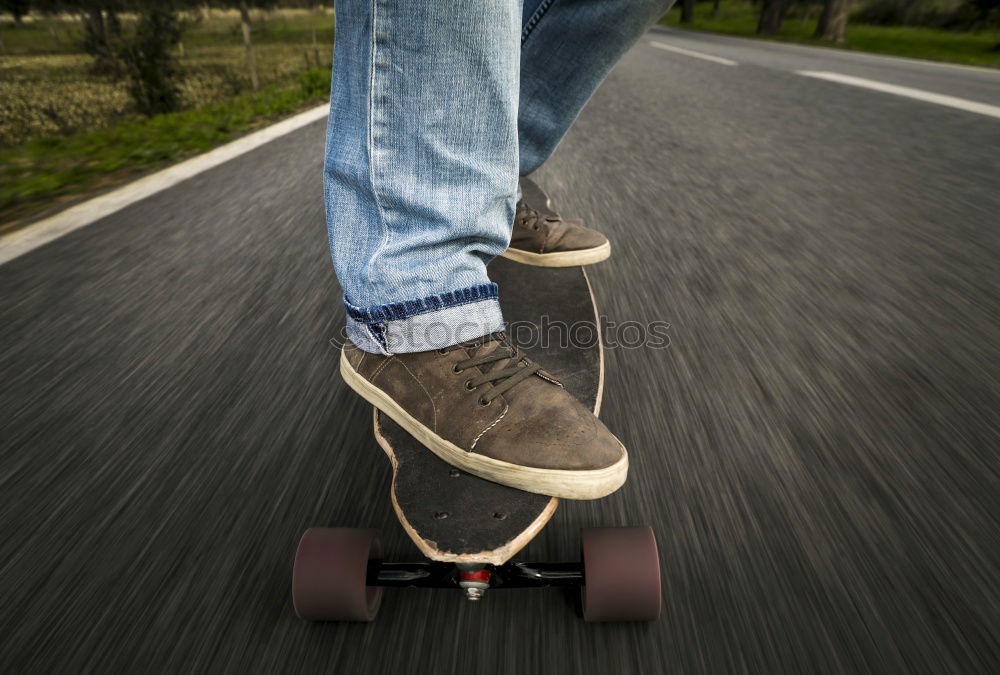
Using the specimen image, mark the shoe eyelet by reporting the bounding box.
[465,379,475,390]
[452,364,463,374]
[437,348,448,355]
[479,397,491,407]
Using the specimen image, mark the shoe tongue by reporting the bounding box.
[470,336,503,360]
[473,339,500,356]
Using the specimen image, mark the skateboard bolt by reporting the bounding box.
[465,587,485,601]
[434,511,449,519]
[449,469,460,478]
[493,512,507,520]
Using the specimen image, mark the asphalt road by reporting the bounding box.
[2,29,998,673]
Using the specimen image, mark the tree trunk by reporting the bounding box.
[81,8,119,75]
[9,0,28,25]
[814,0,850,43]
[712,0,721,18]
[86,8,107,46]
[681,0,695,24]
[239,1,259,91]
[756,0,785,35]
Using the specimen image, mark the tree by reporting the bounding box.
[239,1,259,91]
[814,0,850,42]
[212,1,278,92]
[115,5,184,115]
[969,0,1000,27]
[681,0,695,24]
[79,2,124,75]
[51,0,190,115]
[2,0,31,24]
[757,0,786,34]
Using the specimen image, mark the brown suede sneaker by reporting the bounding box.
[340,333,627,500]
[501,199,611,267]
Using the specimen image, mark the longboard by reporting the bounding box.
[294,186,661,622]
[374,256,603,565]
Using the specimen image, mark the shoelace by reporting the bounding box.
[438,332,541,406]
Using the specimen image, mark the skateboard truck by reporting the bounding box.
[367,560,583,593]
[292,527,661,622]
[457,564,490,601]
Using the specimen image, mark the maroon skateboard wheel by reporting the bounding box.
[581,526,661,622]
[292,528,383,622]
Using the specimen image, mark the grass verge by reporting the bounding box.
[659,3,1000,68]
[1,10,335,144]
[0,68,330,234]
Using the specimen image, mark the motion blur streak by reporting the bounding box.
[1,29,998,673]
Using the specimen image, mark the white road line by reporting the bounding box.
[654,27,1000,75]
[649,40,738,66]
[0,103,330,266]
[797,71,1000,120]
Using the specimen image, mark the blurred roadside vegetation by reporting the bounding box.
[0,2,333,231]
[2,1,997,232]
[662,0,1000,66]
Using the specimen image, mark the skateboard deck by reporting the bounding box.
[374,256,603,565]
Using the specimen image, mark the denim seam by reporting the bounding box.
[344,283,499,324]
[521,0,556,45]
[366,321,389,353]
[364,0,391,296]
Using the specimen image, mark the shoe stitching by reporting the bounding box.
[537,371,564,387]
[470,400,509,451]
[396,360,437,433]
[369,356,393,383]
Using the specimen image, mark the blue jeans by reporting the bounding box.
[325,0,673,354]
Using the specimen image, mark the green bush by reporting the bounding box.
[117,6,185,116]
[298,67,331,98]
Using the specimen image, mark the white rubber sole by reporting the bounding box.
[499,240,611,268]
[341,352,628,500]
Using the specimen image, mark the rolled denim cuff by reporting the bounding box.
[344,283,505,355]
